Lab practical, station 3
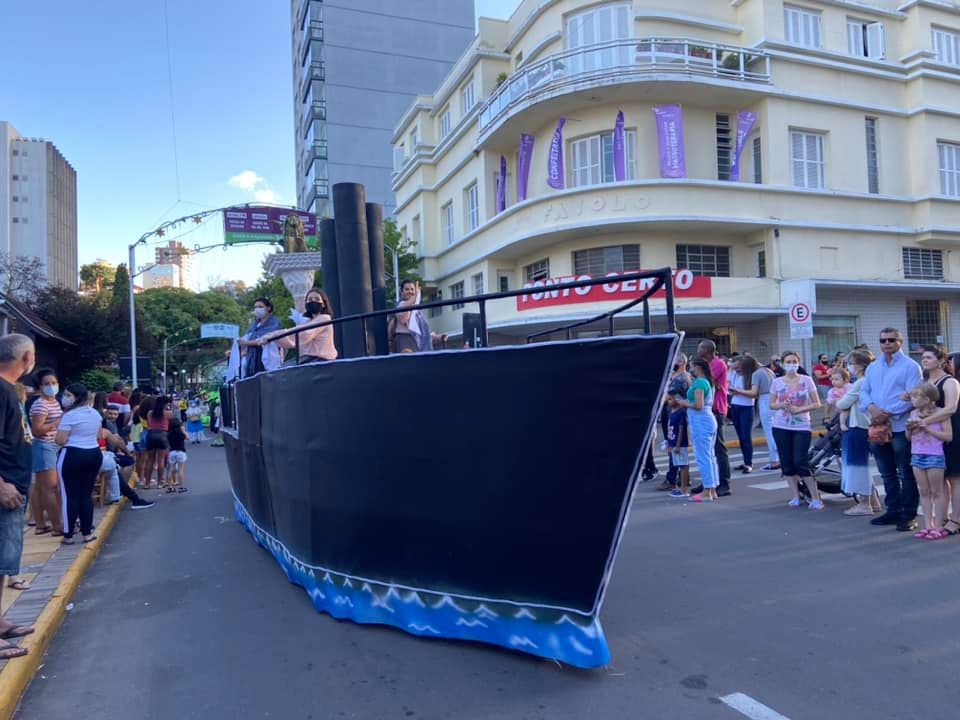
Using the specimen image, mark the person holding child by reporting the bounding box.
[906,383,952,539]
[825,366,853,422]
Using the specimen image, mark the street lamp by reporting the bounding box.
[162,327,195,395]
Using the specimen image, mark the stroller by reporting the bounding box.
[801,415,843,497]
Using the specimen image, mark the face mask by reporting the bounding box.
[783,363,799,374]
[42,385,58,398]
[305,301,324,317]
[847,364,857,375]
[253,307,267,319]
[61,395,75,409]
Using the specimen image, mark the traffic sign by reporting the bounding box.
[789,302,813,339]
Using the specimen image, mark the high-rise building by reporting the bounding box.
[142,264,181,290]
[154,240,196,291]
[0,121,78,290]
[291,0,475,218]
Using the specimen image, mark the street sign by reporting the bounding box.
[789,302,813,340]
[201,323,240,340]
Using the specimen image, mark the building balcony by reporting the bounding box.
[478,38,771,144]
[299,140,329,176]
[298,61,325,104]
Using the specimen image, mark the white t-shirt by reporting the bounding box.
[730,371,755,407]
[58,406,103,449]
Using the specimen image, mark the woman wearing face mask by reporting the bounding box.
[770,351,823,509]
[54,384,104,544]
[238,297,282,376]
[27,369,64,537]
[260,288,338,364]
[728,356,759,474]
[835,349,881,515]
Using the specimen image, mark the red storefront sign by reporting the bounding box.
[516,269,711,312]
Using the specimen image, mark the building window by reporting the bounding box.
[676,244,731,277]
[408,129,417,152]
[11,218,18,224]
[10,196,17,202]
[939,141,960,197]
[461,78,476,115]
[716,114,732,181]
[464,183,479,232]
[847,19,884,59]
[865,118,880,194]
[442,202,455,246]
[450,281,465,310]
[430,289,443,318]
[393,144,405,171]
[907,299,946,354]
[565,2,632,74]
[903,248,944,280]
[472,272,484,296]
[412,215,422,254]
[753,136,763,184]
[524,259,550,282]
[10,150,17,156]
[933,27,960,66]
[498,273,510,292]
[570,130,636,187]
[755,247,767,278]
[10,175,17,181]
[784,5,821,48]
[573,245,640,276]
[790,130,825,189]
[440,107,451,139]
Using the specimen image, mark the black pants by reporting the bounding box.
[772,428,813,477]
[58,447,101,538]
[714,410,731,490]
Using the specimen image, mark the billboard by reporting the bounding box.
[223,206,318,248]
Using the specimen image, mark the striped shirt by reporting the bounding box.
[29,397,63,443]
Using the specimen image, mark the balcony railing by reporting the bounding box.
[479,37,771,134]
[299,139,328,175]
[298,60,325,104]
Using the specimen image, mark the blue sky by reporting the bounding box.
[0,0,519,289]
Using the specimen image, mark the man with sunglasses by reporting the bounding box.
[860,328,922,531]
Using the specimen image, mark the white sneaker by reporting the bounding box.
[787,497,802,508]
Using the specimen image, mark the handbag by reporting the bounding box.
[868,418,892,445]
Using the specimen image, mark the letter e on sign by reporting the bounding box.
[789,302,813,340]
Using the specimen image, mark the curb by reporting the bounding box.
[723,428,827,450]
[0,496,127,719]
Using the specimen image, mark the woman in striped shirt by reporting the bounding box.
[28,369,64,536]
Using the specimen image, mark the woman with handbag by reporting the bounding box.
[770,351,823,510]
[836,349,881,515]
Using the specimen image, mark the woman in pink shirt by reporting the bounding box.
[261,288,338,364]
[770,350,823,509]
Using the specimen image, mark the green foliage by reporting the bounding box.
[383,218,421,307]
[241,269,295,328]
[111,264,130,309]
[79,261,116,297]
[73,368,118,392]
[34,287,119,380]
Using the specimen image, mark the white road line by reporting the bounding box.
[720,693,792,720]
[749,481,789,491]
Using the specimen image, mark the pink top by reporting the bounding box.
[771,375,819,431]
[278,315,338,361]
[29,398,63,443]
[827,384,853,407]
[910,411,945,456]
[711,358,728,416]
[147,415,169,432]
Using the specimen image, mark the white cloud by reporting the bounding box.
[253,188,278,203]
[228,170,263,192]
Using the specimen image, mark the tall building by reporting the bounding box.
[142,264,181,291]
[392,0,960,363]
[291,0,475,218]
[0,121,78,290]
[154,240,196,291]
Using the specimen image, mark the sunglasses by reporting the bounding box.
[879,338,899,344]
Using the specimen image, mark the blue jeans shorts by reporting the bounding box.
[0,501,25,576]
[912,454,946,470]
[671,448,690,467]
[32,440,59,473]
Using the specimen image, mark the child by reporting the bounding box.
[185,400,205,445]
[165,417,189,494]
[666,393,691,499]
[906,383,952,539]
[826,367,852,424]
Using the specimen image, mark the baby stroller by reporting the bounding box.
[801,415,843,497]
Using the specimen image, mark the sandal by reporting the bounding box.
[915,528,935,539]
[82,535,98,544]
[60,537,75,545]
[165,486,176,494]
[33,526,51,536]
[0,642,28,660]
[943,521,960,536]
[926,528,950,541]
[176,487,188,494]
[6,580,30,591]
[0,624,33,639]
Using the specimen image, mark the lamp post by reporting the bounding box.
[162,327,195,395]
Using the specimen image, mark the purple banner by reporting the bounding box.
[613,111,626,182]
[517,134,535,201]
[653,105,686,179]
[223,206,318,246]
[729,110,759,182]
[547,118,566,190]
[497,155,507,213]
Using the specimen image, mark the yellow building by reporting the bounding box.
[391,0,960,361]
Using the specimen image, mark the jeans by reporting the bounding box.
[758,395,779,464]
[59,447,101,538]
[772,428,812,478]
[871,431,917,521]
[730,404,755,467]
[690,408,719,489]
[713,410,731,490]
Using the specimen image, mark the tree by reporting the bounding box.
[33,286,118,382]
[383,219,421,306]
[79,260,116,297]
[111,263,130,310]
[0,253,46,302]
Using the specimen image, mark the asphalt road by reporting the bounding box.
[15,442,960,720]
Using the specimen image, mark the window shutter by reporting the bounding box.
[806,133,821,188]
[867,23,885,59]
[791,132,805,187]
[847,21,863,56]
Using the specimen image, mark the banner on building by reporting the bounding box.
[613,110,626,182]
[653,105,686,179]
[518,134,535,201]
[496,155,507,213]
[547,118,566,189]
[201,323,240,340]
[516,269,711,311]
[223,206,318,248]
[729,111,758,182]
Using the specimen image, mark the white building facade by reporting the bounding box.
[0,121,78,291]
[154,240,196,292]
[392,0,960,363]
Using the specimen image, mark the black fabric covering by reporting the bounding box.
[365,203,389,357]
[319,218,342,355]
[333,183,372,358]
[225,335,676,614]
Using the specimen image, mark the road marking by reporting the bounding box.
[720,693,792,720]
[749,481,789,491]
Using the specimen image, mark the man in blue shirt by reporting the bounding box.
[860,327,923,531]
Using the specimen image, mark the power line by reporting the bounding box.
[162,0,181,202]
